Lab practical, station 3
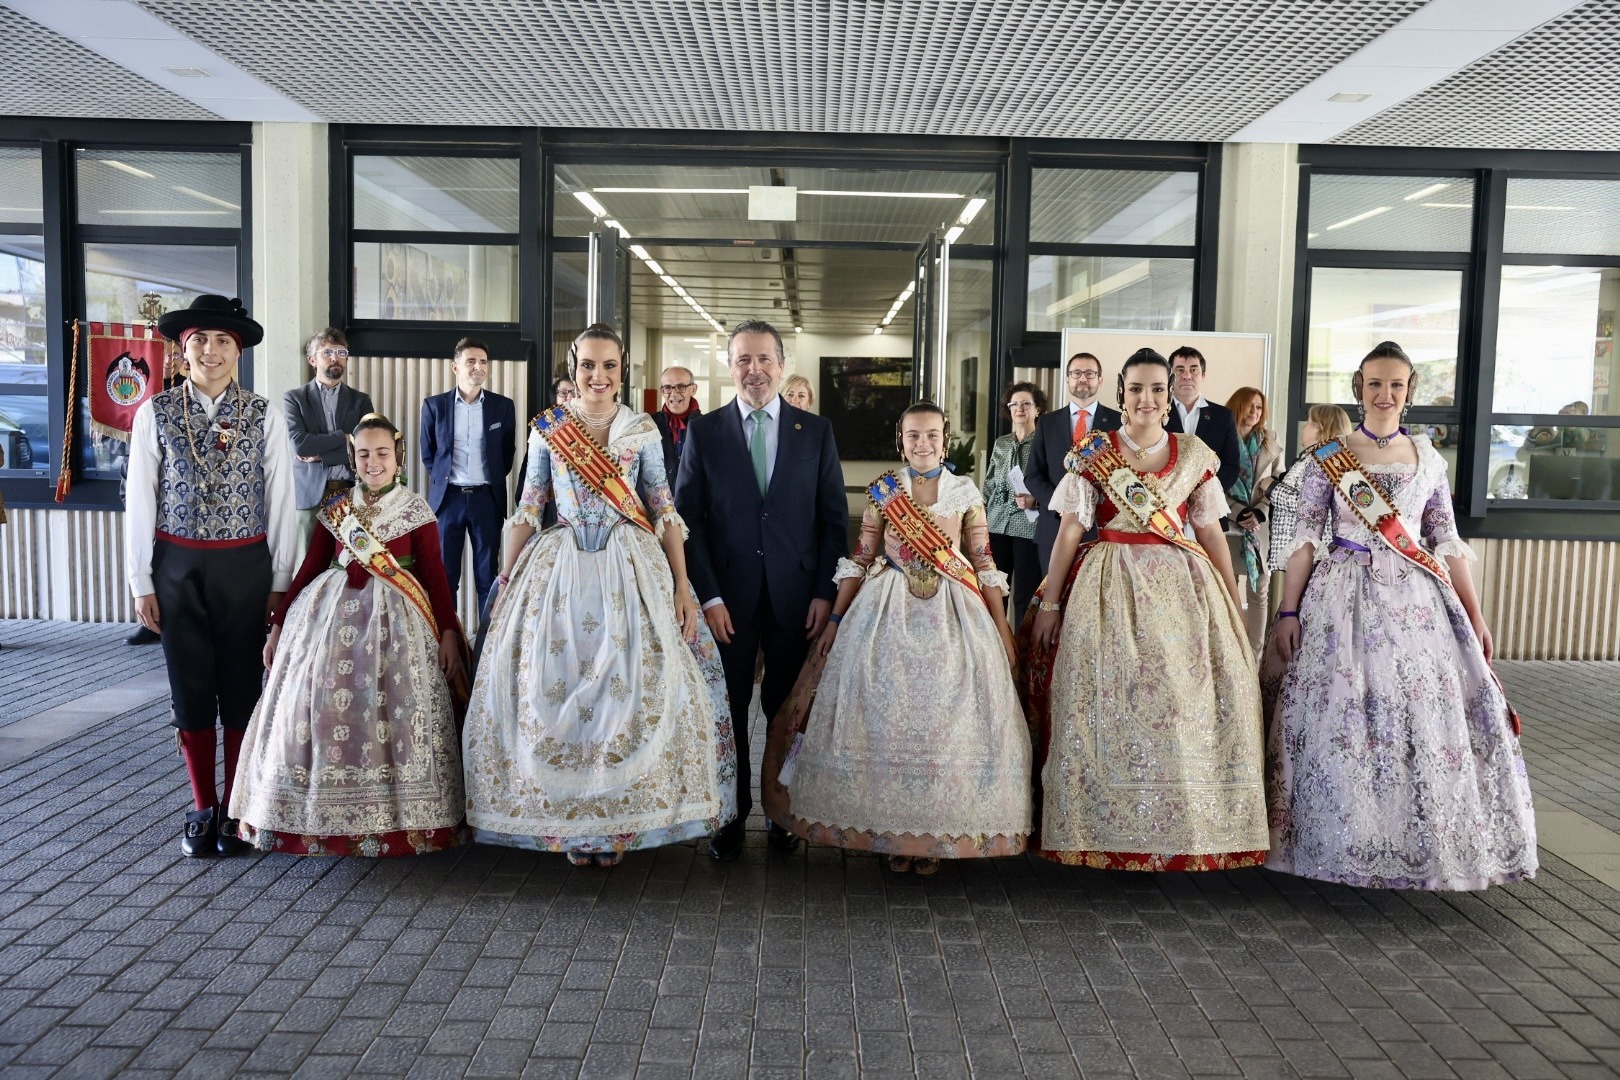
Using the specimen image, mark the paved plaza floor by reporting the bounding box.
[2,620,1620,1079]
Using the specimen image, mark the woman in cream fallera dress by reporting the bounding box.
[462,327,734,863]
[1025,350,1268,870]
[764,405,1031,870]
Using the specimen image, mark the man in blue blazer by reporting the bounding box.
[676,319,847,861]
[1166,345,1241,492]
[1025,351,1123,572]
[419,338,516,614]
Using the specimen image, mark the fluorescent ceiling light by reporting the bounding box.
[800,190,962,199]
[573,191,608,218]
[794,326,803,333]
[594,187,747,195]
[944,226,964,244]
[603,219,629,236]
[172,185,239,211]
[164,66,211,78]
[1506,204,1580,211]
[872,327,883,335]
[1404,183,1451,201]
[1420,202,1472,209]
[1324,206,1391,230]
[1328,92,1371,103]
[628,244,649,259]
[956,197,987,226]
[101,159,155,179]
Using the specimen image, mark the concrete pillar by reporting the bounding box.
[1215,143,1299,419]
[250,122,330,401]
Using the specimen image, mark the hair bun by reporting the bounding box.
[585,322,617,334]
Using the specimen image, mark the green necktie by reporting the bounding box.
[750,409,769,496]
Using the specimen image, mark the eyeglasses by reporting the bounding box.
[1068,369,1100,380]
[317,348,350,360]
[556,388,579,401]
[659,382,696,393]
[1006,401,1037,410]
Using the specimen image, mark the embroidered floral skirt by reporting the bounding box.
[763,568,1031,859]
[232,572,465,857]
[1021,540,1269,870]
[462,525,735,856]
[1266,546,1537,890]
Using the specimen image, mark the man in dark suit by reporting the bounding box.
[1026,351,1123,571]
[651,364,699,482]
[420,337,516,614]
[285,328,374,551]
[676,319,847,861]
[1165,345,1241,492]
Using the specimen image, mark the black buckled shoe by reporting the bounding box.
[180,807,217,858]
[216,815,250,856]
[766,820,801,855]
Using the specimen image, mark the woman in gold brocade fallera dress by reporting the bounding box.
[762,403,1031,875]
[1024,348,1268,870]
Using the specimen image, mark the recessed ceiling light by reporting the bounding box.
[164,66,212,78]
[1329,92,1371,103]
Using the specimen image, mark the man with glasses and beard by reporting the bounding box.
[1026,351,1122,570]
[652,365,700,482]
[284,328,374,550]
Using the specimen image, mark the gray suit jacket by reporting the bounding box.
[284,380,375,509]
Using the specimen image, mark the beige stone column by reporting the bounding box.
[1215,142,1300,419]
[250,122,330,401]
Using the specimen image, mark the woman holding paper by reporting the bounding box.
[982,381,1047,618]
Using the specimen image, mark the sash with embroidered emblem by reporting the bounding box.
[319,492,440,638]
[1309,437,1522,735]
[532,406,655,535]
[1070,430,1210,563]
[867,471,986,605]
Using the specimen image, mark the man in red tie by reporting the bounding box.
[1025,351,1123,570]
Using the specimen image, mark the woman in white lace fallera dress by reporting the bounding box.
[763,403,1031,875]
[1267,341,1536,890]
[462,324,735,868]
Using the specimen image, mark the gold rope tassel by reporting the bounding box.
[55,319,81,502]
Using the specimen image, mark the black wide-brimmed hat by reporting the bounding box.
[156,294,264,348]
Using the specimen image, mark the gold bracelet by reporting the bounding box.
[1037,600,1061,613]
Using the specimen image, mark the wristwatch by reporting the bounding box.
[1037,600,1062,613]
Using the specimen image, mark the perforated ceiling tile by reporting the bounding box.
[1336,0,1620,150]
[128,0,1424,139]
[0,5,216,120]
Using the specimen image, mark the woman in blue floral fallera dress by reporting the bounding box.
[1266,341,1536,891]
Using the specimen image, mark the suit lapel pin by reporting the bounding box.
[794,423,802,430]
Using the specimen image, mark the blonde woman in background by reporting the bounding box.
[781,374,814,411]
[1224,387,1287,651]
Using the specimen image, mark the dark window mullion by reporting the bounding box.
[351,229,518,246]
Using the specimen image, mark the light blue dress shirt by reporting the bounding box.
[450,390,488,485]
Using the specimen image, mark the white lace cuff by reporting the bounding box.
[1050,473,1096,525]
[977,568,1010,593]
[653,509,689,542]
[1276,533,1323,564]
[1432,538,1476,562]
[834,557,866,583]
[509,506,543,531]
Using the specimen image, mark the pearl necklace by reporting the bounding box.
[1119,428,1168,461]
[570,402,617,429]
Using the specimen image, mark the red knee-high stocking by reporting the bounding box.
[220,728,245,814]
[176,728,218,812]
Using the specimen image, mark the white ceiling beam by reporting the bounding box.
[2,0,320,121]
[1227,0,1585,144]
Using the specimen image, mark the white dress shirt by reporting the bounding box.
[735,393,782,489]
[1068,400,1099,434]
[1175,395,1209,435]
[450,390,488,485]
[125,381,297,597]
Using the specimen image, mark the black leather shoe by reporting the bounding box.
[126,626,160,646]
[766,820,801,855]
[180,807,217,858]
[707,821,743,862]
[216,815,250,856]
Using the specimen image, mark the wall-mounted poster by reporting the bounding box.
[819,356,913,460]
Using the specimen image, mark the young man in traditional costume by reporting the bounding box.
[125,295,296,857]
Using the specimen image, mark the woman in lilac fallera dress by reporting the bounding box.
[1265,341,1536,891]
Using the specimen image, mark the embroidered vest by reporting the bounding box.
[151,386,270,540]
